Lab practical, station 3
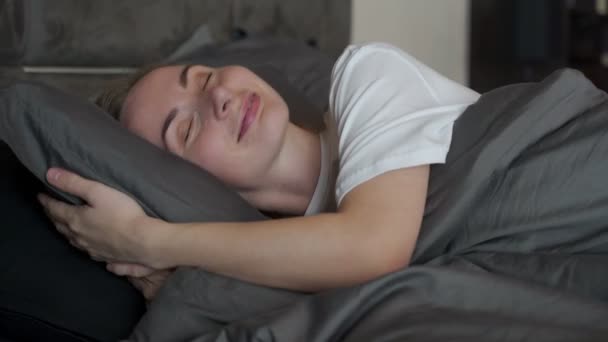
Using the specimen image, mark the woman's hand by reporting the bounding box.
[38,168,155,266]
[128,269,174,301]
[106,262,156,277]
[106,262,174,301]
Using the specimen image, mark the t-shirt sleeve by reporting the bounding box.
[329,42,480,205]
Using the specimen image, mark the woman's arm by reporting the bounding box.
[151,166,428,291]
[39,166,428,292]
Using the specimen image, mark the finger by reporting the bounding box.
[107,263,156,277]
[90,253,105,262]
[107,263,153,277]
[88,251,118,264]
[41,207,65,228]
[54,222,72,238]
[49,220,79,248]
[45,168,98,203]
[127,277,154,301]
[38,195,67,226]
[67,235,85,251]
[128,276,145,291]
[37,193,77,226]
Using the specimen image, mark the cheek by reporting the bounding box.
[185,135,223,173]
[183,129,244,183]
[262,98,289,144]
[262,85,289,124]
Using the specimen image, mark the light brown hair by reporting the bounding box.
[94,64,168,120]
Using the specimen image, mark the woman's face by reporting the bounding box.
[120,65,290,191]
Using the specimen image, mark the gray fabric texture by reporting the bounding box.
[126,69,608,341]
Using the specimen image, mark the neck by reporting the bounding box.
[242,124,321,215]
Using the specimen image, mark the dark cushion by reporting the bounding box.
[0,143,145,342]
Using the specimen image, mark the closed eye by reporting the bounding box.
[184,117,193,144]
[202,72,212,91]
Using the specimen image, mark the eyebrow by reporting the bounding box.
[179,64,193,88]
[161,108,178,149]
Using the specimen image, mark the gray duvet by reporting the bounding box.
[128,69,608,341]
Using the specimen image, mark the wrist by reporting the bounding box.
[134,215,174,269]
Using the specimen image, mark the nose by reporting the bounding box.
[209,86,232,120]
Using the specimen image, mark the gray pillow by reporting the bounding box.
[0,81,264,223]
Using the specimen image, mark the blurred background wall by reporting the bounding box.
[352,0,608,93]
[470,0,607,92]
[351,0,471,86]
[1,0,607,94]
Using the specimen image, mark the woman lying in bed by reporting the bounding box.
[37,43,480,299]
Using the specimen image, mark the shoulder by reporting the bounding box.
[328,43,479,205]
[332,42,424,82]
[334,42,417,66]
[330,42,475,111]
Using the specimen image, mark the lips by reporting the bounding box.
[238,93,260,141]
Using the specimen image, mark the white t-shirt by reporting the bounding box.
[305,43,480,215]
